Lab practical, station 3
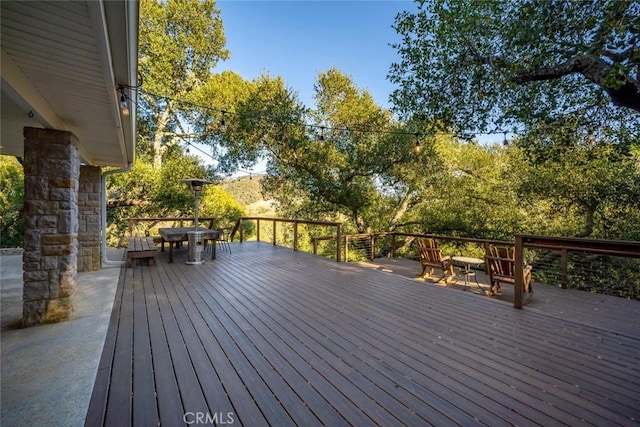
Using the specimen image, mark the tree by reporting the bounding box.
[138,0,229,168]
[105,150,212,242]
[0,156,24,247]
[220,69,426,233]
[516,121,640,239]
[199,186,246,228]
[389,0,640,136]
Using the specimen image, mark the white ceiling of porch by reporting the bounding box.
[1,0,138,167]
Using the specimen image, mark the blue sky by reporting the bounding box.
[215,0,416,109]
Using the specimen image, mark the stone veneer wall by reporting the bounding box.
[78,166,102,272]
[22,127,79,326]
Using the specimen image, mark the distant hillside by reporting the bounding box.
[219,174,266,203]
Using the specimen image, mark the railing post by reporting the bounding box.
[256,219,261,242]
[560,248,568,289]
[514,235,524,309]
[336,223,342,262]
[483,242,490,273]
[313,238,318,255]
[239,219,244,242]
[345,236,350,262]
[272,219,277,246]
[370,233,375,261]
[127,219,133,237]
[293,220,298,251]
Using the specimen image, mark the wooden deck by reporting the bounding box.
[86,242,640,426]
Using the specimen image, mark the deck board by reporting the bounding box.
[86,242,640,426]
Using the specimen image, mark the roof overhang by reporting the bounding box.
[1,0,138,168]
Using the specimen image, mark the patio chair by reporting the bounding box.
[215,228,232,254]
[485,245,533,295]
[415,238,455,282]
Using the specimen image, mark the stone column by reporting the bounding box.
[78,166,102,272]
[22,127,79,326]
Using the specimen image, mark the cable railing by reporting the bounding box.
[311,230,639,308]
[513,235,640,308]
[147,216,638,309]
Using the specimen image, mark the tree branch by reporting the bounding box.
[513,55,640,112]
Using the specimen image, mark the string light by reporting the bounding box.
[219,111,227,132]
[129,87,518,151]
[117,81,142,117]
[414,133,422,154]
[118,85,129,116]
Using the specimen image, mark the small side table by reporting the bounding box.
[452,256,484,291]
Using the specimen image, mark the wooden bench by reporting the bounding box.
[127,237,159,268]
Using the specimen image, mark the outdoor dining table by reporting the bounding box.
[158,227,221,263]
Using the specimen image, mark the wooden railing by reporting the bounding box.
[126,216,639,309]
[230,217,343,262]
[314,231,510,268]
[313,231,640,309]
[514,235,640,308]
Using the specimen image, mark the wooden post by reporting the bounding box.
[256,219,261,242]
[272,219,277,245]
[514,235,524,309]
[313,238,318,255]
[293,220,298,251]
[336,224,342,262]
[483,242,490,273]
[370,234,375,260]
[345,236,350,262]
[127,219,133,237]
[239,219,244,242]
[560,248,568,289]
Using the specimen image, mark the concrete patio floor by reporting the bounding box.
[1,249,123,427]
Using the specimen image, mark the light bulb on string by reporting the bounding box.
[120,94,129,116]
[220,111,227,132]
[414,133,422,154]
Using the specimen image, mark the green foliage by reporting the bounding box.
[199,186,246,229]
[105,153,212,244]
[390,0,640,138]
[138,0,231,168]
[139,0,228,95]
[219,176,265,206]
[516,122,640,239]
[0,156,24,247]
[220,68,429,233]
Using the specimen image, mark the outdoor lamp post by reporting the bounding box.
[181,178,212,230]
[181,178,212,265]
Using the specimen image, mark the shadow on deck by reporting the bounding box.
[86,241,640,426]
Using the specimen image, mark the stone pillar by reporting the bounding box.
[78,166,102,272]
[22,127,79,326]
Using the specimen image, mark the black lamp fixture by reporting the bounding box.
[117,79,142,117]
[182,179,212,230]
[118,85,129,116]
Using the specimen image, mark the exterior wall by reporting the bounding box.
[78,166,102,272]
[22,127,79,326]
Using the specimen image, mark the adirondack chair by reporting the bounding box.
[415,238,455,282]
[485,245,533,295]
